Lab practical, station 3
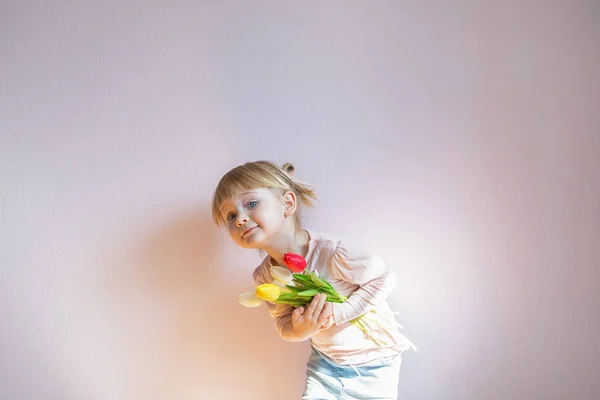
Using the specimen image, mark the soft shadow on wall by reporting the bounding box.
[107,206,308,399]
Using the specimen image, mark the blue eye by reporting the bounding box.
[226,213,236,221]
[248,201,258,208]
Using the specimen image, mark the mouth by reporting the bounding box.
[241,226,258,239]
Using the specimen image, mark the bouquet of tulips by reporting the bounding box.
[239,253,393,347]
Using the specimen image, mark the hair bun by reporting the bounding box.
[282,163,295,175]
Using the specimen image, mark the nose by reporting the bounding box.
[235,213,248,227]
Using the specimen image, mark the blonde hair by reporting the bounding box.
[211,161,317,226]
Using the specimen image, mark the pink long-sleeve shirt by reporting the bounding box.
[252,230,413,365]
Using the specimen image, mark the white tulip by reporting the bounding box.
[270,266,293,286]
[238,291,263,307]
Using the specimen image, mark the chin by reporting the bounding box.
[241,233,268,249]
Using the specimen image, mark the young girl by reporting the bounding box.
[212,160,415,400]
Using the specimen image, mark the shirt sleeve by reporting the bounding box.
[252,266,294,339]
[330,240,397,325]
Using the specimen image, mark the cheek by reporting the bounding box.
[263,213,285,229]
[227,224,238,237]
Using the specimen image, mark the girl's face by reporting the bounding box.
[218,187,292,249]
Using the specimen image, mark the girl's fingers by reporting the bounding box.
[292,307,304,322]
[317,302,332,325]
[312,294,327,318]
[306,294,325,319]
[322,316,334,330]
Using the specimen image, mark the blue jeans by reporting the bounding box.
[302,347,402,400]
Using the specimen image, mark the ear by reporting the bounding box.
[282,191,298,217]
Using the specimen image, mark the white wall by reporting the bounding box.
[1,1,599,399]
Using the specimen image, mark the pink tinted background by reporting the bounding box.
[1,1,599,399]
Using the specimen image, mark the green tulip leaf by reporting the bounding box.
[297,289,319,296]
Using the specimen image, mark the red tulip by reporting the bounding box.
[283,253,306,273]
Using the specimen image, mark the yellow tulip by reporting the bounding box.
[255,283,281,302]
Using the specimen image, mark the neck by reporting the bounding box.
[263,226,310,267]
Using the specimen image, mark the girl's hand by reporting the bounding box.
[291,293,335,341]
